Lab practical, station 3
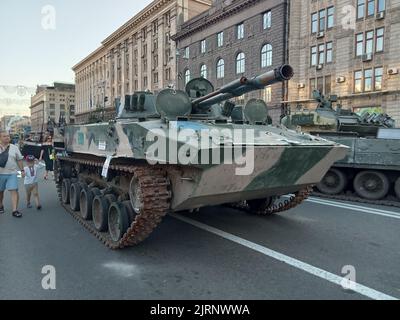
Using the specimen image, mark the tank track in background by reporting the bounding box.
[229,186,313,215]
[55,157,171,249]
[312,191,400,208]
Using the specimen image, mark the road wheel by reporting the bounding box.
[70,183,82,212]
[61,179,71,205]
[247,197,274,213]
[317,168,347,195]
[394,177,400,200]
[353,171,390,200]
[92,194,111,232]
[80,187,96,220]
[108,202,130,243]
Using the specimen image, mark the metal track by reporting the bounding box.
[55,157,171,250]
[230,186,313,215]
[312,191,400,208]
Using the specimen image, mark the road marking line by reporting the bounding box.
[307,198,400,220]
[171,213,398,301]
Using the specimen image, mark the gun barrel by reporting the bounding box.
[192,76,247,106]
[197,64,294,108]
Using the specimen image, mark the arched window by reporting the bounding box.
[236,52,245,74]
[216,59,225,79]
[261,44,273,68]
[200,64,207,79]
[184,69,191,85]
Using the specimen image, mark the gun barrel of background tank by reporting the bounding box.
[197,64,294,108]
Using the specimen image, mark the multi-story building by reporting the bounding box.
[9,116,31,134]
[288,0,400,125]
[173,0,290,123]
[30,83,75,133]
[73,0,212,124]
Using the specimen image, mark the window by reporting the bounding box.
[152,20,158,35]
[327,7,335,29]
[183,47,190,59]
[184,69,191,85]
[165,68,171,81]
[165,11,171,26]
[357,0,365,19]
[356,33,364,56]
[261,44,273,68]
[318,44,325,64]
[310,76,331,96]
[378,0,386,12]
[364,69,373,91]
[200,64,207,79]
[326,42,333,63]
[354,71,363,93]
[237,23,244,40]
[263,86,272,103]
[216,59,225,79]
[153,72,159,84]
[375,67,383,90]
[319,9,326,32]
[367,0,375,16]
[200,40,206,53]
[236,52,245,74]
[311,46,317,66]
[217,32,224,48]
[366,30,374,54]
[376,28,384,52]
[144,76,148,88]
[311,13,318,33]
[263,11,272,30]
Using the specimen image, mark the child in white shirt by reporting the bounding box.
[24,155,45,210]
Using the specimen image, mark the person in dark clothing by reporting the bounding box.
[39,136,54,180]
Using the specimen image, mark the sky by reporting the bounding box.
[0,0,153,117]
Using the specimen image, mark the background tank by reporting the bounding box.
[53,66,348,249]
[281,90,400,204]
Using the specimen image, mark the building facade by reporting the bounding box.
[288,0,400,124]
[30,83,75,133]
[173,0,289,124]
[73,0,212,124]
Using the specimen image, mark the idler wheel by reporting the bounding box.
[92,193,115,232]
[247,197,274,213]
[317,168,347,195]
[353,170,389,200]
[108,202,130,243]
[61,179,71,205]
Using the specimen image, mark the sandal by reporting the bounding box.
[12,211,22,218]
[0,207,4,214]
[37,205,42,211]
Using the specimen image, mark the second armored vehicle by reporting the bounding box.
[282,90,400,205]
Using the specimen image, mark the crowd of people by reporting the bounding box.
[0,131,54,218]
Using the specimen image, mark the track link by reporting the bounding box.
[55,157,171,250]
[230,186,313,215]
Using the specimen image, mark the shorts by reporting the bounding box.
[0,174,19,192]
[25,183,38,193]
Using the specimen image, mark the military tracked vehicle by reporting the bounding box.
[53,65,347,249]
[282,90,400,205]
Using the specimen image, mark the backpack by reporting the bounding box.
[0,145,10,168]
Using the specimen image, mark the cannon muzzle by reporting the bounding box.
[193,64,294,109]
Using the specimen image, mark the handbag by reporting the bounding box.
[0,145,10,168]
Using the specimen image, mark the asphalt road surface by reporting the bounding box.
[0,177,399,300]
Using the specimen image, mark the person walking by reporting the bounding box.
[39,135,54,180]
[23,155,44,210]
[0,130,25,218]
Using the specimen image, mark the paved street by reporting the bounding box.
[0,178,399,300]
